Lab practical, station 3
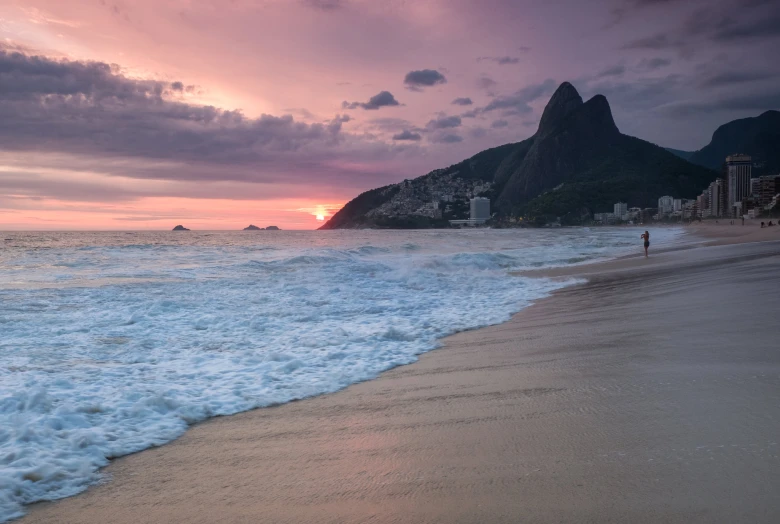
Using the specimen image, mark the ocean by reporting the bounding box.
[0,227,681,520]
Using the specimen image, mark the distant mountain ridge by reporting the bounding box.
[320,82,719,228]
[670,111,780,174]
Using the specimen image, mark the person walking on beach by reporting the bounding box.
[641,230,650,258]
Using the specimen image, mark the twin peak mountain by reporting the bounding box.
[320,82,717,228]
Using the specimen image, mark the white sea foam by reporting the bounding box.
[0,228,681,520]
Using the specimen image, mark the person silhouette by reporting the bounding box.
[640,231,650,258]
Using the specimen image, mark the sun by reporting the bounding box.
[316,214,325,221]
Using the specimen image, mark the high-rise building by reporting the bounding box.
[707,179,723,217]
[614,202,627,219]
[658,195,674,216]
[469,197,490,221]
[726,154,752,217]
[751,177,761,198]
[673,199,682,214]
[758,175,780,208]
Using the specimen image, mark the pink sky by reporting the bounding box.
[1,0,777,229]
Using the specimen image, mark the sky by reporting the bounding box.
[0,0,778,230]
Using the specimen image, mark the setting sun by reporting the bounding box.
[316,214,325,221]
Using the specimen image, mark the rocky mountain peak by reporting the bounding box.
[536,82,583,137]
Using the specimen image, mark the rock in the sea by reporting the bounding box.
[172,225,190,231]
[265,225,281,230]
[243,225,263,230]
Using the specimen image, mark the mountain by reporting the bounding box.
[665,148,694,161]
[172,225,190,231]
[686,111,780,174]
[320,82,718,229]
[243,224,263,230]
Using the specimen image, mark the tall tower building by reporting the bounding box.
[726,154,752,217]
[614,202,627,219]
[469,197,490,221]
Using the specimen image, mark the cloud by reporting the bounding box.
[621,33,677,50]
[403,69,447,90]
[517,46,532,53]
[452,97,473,106]
[426,115,462,130]
[0,50,406,190]
[699,71,778,88]
[491,119,509,128]
[482,78,557,113]
[302,0,344,11]
[392,130,422,141]
[476,76,497,90]
[477,56,520,65]
[431,133,463,144]
[597,65,626,78]
[342,90,400,110]
[660,90,780,117]
[637,57,672,71]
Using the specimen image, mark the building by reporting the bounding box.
[657,196,674,217]
[450,197,490,226]
[707,179,723,217]
[614,202,628,220]
[758,174,780,208]
[726,154,752,217]
[751,177,761,199]
[470,197,490,221]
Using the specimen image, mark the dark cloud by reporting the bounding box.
[491,119,509,128]
[431,133,463,144]
[597,64,626,78]
[699,71,778,88]
[460,109,479,118]
[452,97,473,106]
[621,33,676,50]
[403,69,447,90]
[660,90,780,117]
[0,51,405,188]
[302,0,344,11]
[637,57,672,71]
[426,115,462,130]
[392,130,422,141]
[476,76,497,90]
[517,46,532,53]
[482,79,557,113]
[710,11,780,42]
[477,56,520,65]
[342,90,400,110]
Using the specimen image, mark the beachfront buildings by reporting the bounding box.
[726,154,752,217]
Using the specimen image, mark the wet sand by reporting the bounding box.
[23,237,780,524]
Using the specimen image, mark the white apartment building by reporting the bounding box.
[613,202,628,220]
[658,195,674,216]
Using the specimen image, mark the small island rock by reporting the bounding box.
[265,225,281,230]
[243,225,264,230]
[172,225,190,231]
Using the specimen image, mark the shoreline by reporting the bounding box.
[22,227,780,523]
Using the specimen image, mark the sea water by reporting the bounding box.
[0,227,681,520]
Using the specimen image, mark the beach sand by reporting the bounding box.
[23,235,780,524]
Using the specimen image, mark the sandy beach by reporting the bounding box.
[23,228,780,524]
